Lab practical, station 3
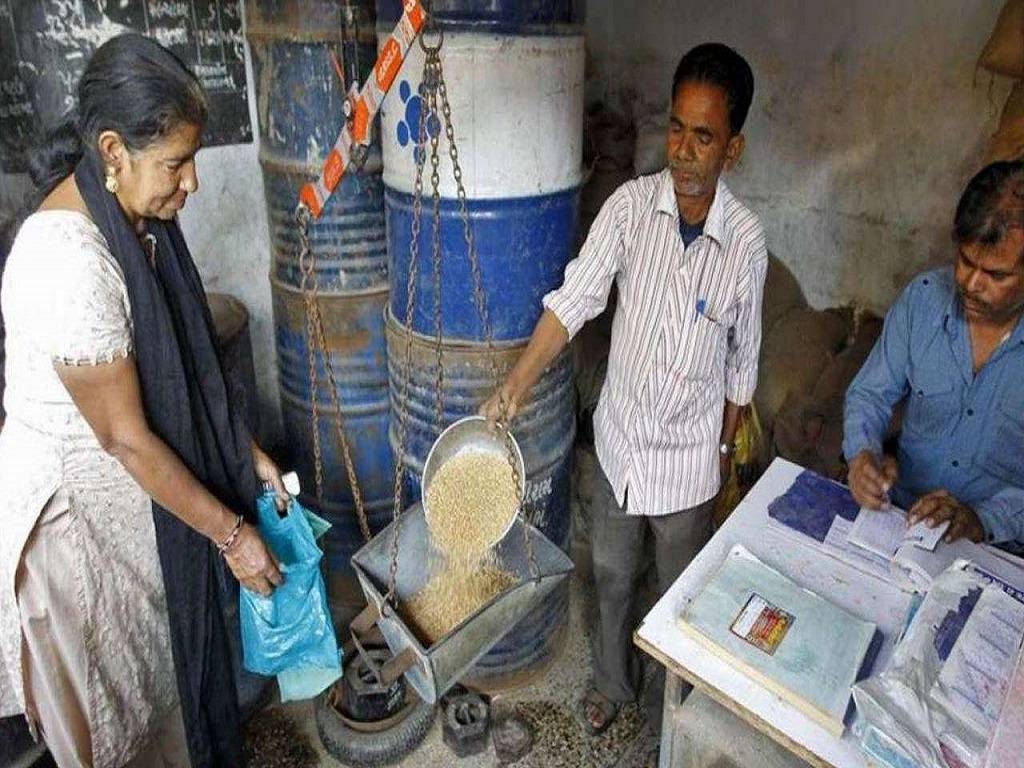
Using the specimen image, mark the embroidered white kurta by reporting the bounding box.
[0,211,178,767]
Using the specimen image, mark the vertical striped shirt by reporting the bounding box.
[544,170,767,515]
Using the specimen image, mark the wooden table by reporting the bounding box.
[634,459,912,768]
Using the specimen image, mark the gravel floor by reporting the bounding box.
[246,448,665,768]
[246,562,661,768]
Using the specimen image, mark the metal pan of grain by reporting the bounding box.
[421,416,525,556]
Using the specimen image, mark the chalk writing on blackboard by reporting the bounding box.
[0,0,251,173]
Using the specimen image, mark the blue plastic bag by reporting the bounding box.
[240,493,341,693]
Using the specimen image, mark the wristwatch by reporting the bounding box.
[719,442,734,456]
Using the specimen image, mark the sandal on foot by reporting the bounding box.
[578,688,619,736]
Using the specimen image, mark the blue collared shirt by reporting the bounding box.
[843,267,1024,545]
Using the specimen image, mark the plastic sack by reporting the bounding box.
[713,404,765,526]
[978,0,1024,78]
[852,563,1024,768]
[240,492,341,686]
[277,663,344,704]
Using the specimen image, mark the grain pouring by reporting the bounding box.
[424,449,519,559]
[403,559,516,645]
[403,447,522,645]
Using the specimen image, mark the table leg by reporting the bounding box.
[659,670,685,768]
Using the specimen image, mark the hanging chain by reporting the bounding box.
[296,2,375,547]
[298,211,326,500]
[297,206,371,542]
[387,17,541,605]
[385,43,436,609]
[427,60,446,434]
[343,0,361,88]
[435,52,540,583]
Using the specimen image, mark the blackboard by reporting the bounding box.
[0,0,252,173]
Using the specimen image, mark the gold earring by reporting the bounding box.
[104,168,118,194]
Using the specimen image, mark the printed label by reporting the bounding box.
[375,38,402,92]
[730,593,793,655]
[322,149,346,192]
[524,476,553,506]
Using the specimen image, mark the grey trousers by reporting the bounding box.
[590,464,713,725]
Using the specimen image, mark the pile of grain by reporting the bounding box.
[424,450,518,559]
[509,700,646,768]
[242,708,318,768]
[403,449,521,645]
[403,558,516,645]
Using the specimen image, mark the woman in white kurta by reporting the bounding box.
[0,35,286,767]
[0,211,184,767]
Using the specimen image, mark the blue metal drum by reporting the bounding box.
[248,0,394,594]
[376,0,584,31]
[378,15,585,342]
[385,188,580,341]
[248,0,387,291]
[263,164,387,292]
[377,0,584,684]
[273,283,395,576]
[385,311,576,685]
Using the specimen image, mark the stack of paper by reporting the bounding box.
[767,470,1024,596]
[766,470,859,542]
[853,564,1024,768]
[678,544,877,737]
[847,507,947,559]
[767,471,896,580]
[984,643,1024,767]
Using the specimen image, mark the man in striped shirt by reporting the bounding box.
[482,43,767,738]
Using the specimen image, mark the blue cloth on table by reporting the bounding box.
[767,470,859,542]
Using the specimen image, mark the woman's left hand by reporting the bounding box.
[253,442,289,511]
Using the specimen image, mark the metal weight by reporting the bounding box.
[442,690,490,758]
[340,648,408,723]
[491,709,534,764]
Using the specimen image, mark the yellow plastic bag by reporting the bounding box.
[714,404,765,527]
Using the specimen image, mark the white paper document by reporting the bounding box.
[933,586,1024,739]
[764,468,1024,596]
[848,506,949,559]
[822,515,893,578]
[904,518,949,551]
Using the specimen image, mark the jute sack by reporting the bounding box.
[763,252,808,335]
[754,307,850,433]
[811,313,882,404]
[979,0,1024,78]
[773,390,845,479]
[986,80,1024,163]
[773,312,882,479]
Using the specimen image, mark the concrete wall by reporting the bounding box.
[177,142,279,445]
[587,0,1010,313]
[0,19,281,446]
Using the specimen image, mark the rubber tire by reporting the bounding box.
[315,689,436,767]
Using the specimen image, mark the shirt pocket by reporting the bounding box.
[986,399,1024,485]
[680,311,729,382]
[903,369,960,440]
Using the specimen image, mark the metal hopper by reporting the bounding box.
[350,503,573,705]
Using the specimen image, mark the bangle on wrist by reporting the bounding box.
[217,514,244,555]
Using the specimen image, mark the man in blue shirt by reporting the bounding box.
[844,161,1024,546]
